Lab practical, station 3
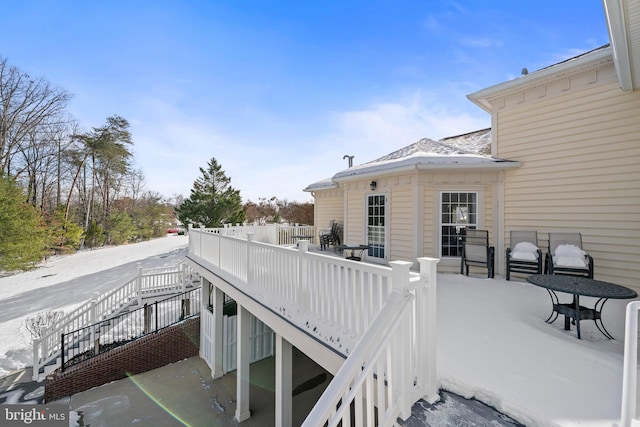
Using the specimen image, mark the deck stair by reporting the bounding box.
[32,263,200,380]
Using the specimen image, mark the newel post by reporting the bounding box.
[298,240,309,313]
[416,257,440,403]
[32,339,40,381]
[136,263,143,306]
[246,233,254,286]
[199,225,205,259]
[389,260,413,420]
[90,299,99,355]
[180,263,186,293]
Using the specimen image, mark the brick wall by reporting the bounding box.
[45,317,200,402]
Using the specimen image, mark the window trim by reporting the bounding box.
[438,190,484,259]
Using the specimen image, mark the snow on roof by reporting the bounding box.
[304,128,518,190]
[333,151,518,180]
[440,128,492,155]
[303,176,338,192]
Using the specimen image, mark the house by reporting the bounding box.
[304,0,640,291]
[304,129,519,275]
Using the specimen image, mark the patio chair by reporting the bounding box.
[318,220,335,250]
[319,221,342,251]
[545,232,594,278]
[506,230,543,280]
[461,229,495,278]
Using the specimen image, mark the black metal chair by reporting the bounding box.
[506,230,543,280]
[461,229,495,278]
[319,221,342,251]
[318,220,335,250]
[545,232,594,278]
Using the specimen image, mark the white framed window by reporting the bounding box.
[440,192,478,257]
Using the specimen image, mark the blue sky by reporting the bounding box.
[0,1,609,203]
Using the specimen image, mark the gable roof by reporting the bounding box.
[304,129,520,191]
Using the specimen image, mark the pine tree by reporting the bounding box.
[0,177,48,271]
[176,157,246,228]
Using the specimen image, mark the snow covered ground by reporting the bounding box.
[0,235,189,377]
[0,234,635,426]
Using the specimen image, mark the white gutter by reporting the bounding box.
[603,0,634,91]
[333,159,521,183]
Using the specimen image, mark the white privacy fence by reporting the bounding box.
[189,227,439,425]
[32,263,199,380]
[620,301,640,427]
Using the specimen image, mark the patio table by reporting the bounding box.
[526,274,637,339]
[336,244,370,261]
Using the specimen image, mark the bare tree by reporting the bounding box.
[0,57,71,178]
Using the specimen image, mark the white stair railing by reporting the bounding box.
[302,288,414,426]
[32,262,199,380]
[620,301,640,427]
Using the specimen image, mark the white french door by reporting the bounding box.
[366,194,386,260]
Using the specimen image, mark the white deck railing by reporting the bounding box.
[32,263,199,380]
[620,301,640,427]
[189,228,439,424]
[192,223,316,246]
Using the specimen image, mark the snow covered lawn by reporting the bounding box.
[0,235,189,377]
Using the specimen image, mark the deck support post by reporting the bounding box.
[235,304,251,422]
[211,283,224,379]
[276,334,293,427]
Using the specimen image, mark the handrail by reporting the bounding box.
[32,263,199,380]
[620,301,640,427]
[60,287,201,371]
[189,227,440,425]
[302,289,414,426]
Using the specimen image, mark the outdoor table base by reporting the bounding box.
[545,290,610,339]
[527,275,637,340]
[336,245,370,261]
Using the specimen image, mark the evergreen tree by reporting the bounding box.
[0,177,48,270]
[45,207,84,254]
[176,157,245,228]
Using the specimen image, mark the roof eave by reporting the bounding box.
[333,160,521,183]
[467,47,614,112]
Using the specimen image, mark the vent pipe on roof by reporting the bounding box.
[343,155,354,167]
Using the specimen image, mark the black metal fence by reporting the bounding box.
[61,287,201,371]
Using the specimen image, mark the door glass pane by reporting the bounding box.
[367,195,385,259]
[440,192,477,257]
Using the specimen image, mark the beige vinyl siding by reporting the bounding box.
[389,187,414,263]
[313,188,344,233]
[345,188,365,245]
[497,80,640,289]
[422,187,435,259]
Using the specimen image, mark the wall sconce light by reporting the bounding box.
[370,181,377,191]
